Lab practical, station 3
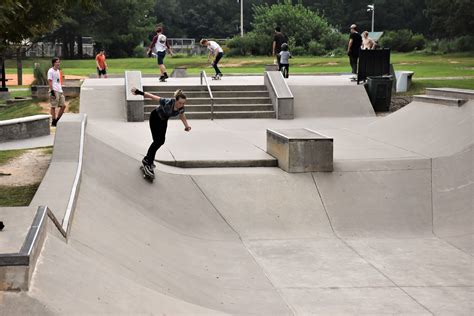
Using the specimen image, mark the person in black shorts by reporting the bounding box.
[347,24,363,79]
[147,26,173,82]
[131,87,191,177]
[272,27,288,69]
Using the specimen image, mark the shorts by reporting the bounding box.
[97,67,107,75]
[50,91,65,108]
[156,51,166,65]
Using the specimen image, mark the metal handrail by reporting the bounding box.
[200,70,215,120]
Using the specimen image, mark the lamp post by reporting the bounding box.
[367,4,375,32]
[238,0,243,37]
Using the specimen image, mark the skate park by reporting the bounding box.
[0,73,472,315]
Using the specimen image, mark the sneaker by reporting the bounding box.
[144,164,155,177]
[159,76,166,82]
[163,73,169,79]
[51,119,57,127]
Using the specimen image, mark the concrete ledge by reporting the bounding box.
[264,71,293,119]
[157,158,278,168]
[30,113,87,235]
[0,114,50,142]
[0,206,48,291]
[267,128,333,172]
[125,71,144,122]
[413,95,467,107]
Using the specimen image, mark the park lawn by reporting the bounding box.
[0,184,40,206]
[0,148,27,165]
[5,53,474,79]
[0,100,44,120]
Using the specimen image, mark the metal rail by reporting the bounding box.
[200,70,215,120]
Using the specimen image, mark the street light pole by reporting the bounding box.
[240,0,244,37]
[367,4,375,32]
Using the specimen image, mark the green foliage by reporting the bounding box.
[380,30,426,52]
[425,0,474,38]
[227,33,272,56]
[0,184,41,206]
[427,36,474,53]
[227,1,343,56]
[133,45,147,58]
[32,64,48,85]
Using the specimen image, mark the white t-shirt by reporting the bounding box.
[155,34,168,52]
[208,41,223,54]
[47,68,63,93]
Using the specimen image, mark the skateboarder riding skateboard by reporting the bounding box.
[131,87,191,179]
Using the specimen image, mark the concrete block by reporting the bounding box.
[125,71,144,122]
[171,67,188,78]
[395,71,414,92]
[267,128,333,172]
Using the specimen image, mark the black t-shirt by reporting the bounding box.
[273,33,288,53]
[156,98,185,120]
[349,32,362,57]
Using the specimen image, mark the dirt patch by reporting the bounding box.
[449,61,461,64]
[5,74,86,86]
[323,62,339,66]
[398,62,420,65]
[0,149,51,186]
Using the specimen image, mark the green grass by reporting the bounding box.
[5,52,474,78]
[0,184,40,206]
[0,148,27,165]
[0,100,44,121]
[68,97,80,113]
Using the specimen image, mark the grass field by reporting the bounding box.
[5,52,474,78]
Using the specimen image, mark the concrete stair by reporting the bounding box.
[142,85,276,119]
[425,88,474,100]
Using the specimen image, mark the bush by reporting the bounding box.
[380,29,426,52]
[226,33,272,56]
[308,40,325,56]
[132,45,146,58]
[428,36,474,53]
[291,46,306,56]
[32,64,48,85]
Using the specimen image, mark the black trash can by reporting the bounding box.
[366,75,394,112]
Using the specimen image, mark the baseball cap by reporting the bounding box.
[350,24,357,29]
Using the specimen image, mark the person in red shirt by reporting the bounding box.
[95,49,108,78]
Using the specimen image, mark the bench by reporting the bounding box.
[266,128,333,172]
[124,71,144,122]
[0,115,50,142]
[395,71,414,92]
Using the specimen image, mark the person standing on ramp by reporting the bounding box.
[131,87,191,178]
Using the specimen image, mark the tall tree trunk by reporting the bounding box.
[77,35,83,59]
[16,47,22,86]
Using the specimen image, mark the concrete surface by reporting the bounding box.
[1,77,472,315]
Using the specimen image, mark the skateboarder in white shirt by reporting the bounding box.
[200,39,224,79]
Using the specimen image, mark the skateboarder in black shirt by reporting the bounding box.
[132,87,191,178]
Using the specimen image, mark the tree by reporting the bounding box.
[425,0,474,38]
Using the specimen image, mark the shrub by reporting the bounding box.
[380,30,426,52]
[428,36,474,53]
[32,63,48,85]
[308,40,325,56]
[132,45,146,58]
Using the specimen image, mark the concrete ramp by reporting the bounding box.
[288,77,375,118]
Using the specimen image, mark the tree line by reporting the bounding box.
[1,0,472,58]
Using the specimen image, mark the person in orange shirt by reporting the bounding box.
[95,49,108,78]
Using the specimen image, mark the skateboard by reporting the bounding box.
[140,165,155,182]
